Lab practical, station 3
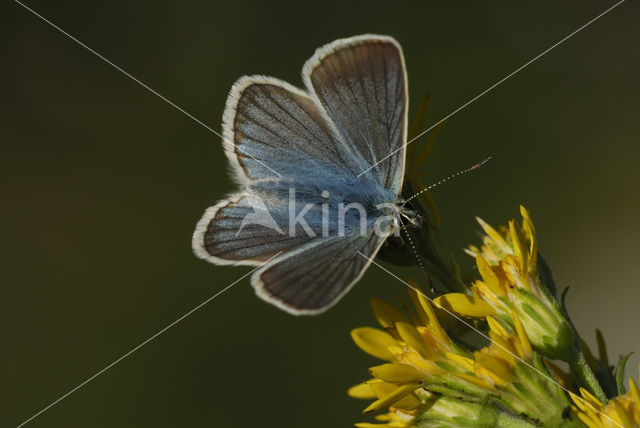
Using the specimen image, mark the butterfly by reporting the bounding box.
[192,34,411,315]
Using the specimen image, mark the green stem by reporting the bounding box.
[569,349,608,404]
[495,413,539,428]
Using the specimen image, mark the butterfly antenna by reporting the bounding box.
[402,156,493,207]
[396,214,435,294]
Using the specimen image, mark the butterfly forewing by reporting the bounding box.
[222,76,359,183]
[303,35,408,194]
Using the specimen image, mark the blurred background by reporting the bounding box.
[3,0,639,426]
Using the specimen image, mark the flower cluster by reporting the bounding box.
[434,206,575,362]
[434,208,615,405]
[349,207,636,428]
[349,283,579,427]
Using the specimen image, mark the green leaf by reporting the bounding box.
[596,329,610,367]
[616,352,634,395]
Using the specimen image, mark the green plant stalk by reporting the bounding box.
[559,293,609,404]
[569,348,608,404]
[493,412,540,428]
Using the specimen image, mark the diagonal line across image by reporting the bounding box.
[15,252,282,427]
[11,0,629,426]
[13,0,283,179]
[357,0,627,178]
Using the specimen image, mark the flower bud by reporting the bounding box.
[436,206,578,361]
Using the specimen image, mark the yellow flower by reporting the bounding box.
[434,206,576,361]
[571,367,640,428]
[354,409,414,428]
[464,205,542,296]
[350,284,485,417]
[349,284,576,427]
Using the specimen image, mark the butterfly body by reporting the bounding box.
[193,35,409,314]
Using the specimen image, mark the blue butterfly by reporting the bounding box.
[193,35,410,314]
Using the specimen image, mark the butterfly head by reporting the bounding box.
[371,197,422,238]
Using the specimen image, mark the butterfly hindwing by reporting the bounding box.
[252,231,383,314]
[192,192,314,266]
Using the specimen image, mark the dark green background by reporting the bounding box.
[3,1,639,426]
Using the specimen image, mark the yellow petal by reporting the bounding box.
[476,217,510,252]
[408,280,447,341]
[370,298,410,329]
[391,392,422,410]
[363,383,420,414]
[416,326,440,352]
[465,245,481,258]
[487,334,517,366]
[445,352,475,371]
[571,392,594,413]
[511,310,532,359]
[352,328,397,361]
[368,380,399,399]
[374,414,392,421]
[486,316,507,337]
[501,257,521,286]
[404,352,441,374]
[395,322,432,359]
[369,363,425,383]
[406,280,430,327]
[474,281,502,306]
[572,395,606,428]
[574,407,601,428]
[630,378,640,409]
[612,399,634,428]
[388,345,404,358]
[450,371,495,390]
[355,423,388,428]
[433,293,496,317]
[348,382,378,399]
[579,387,603,406]
[476,255,505,296]
[480,243,500,264]
[520,205,538,271]
[509,220,529,277]
[475,353,514,385]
